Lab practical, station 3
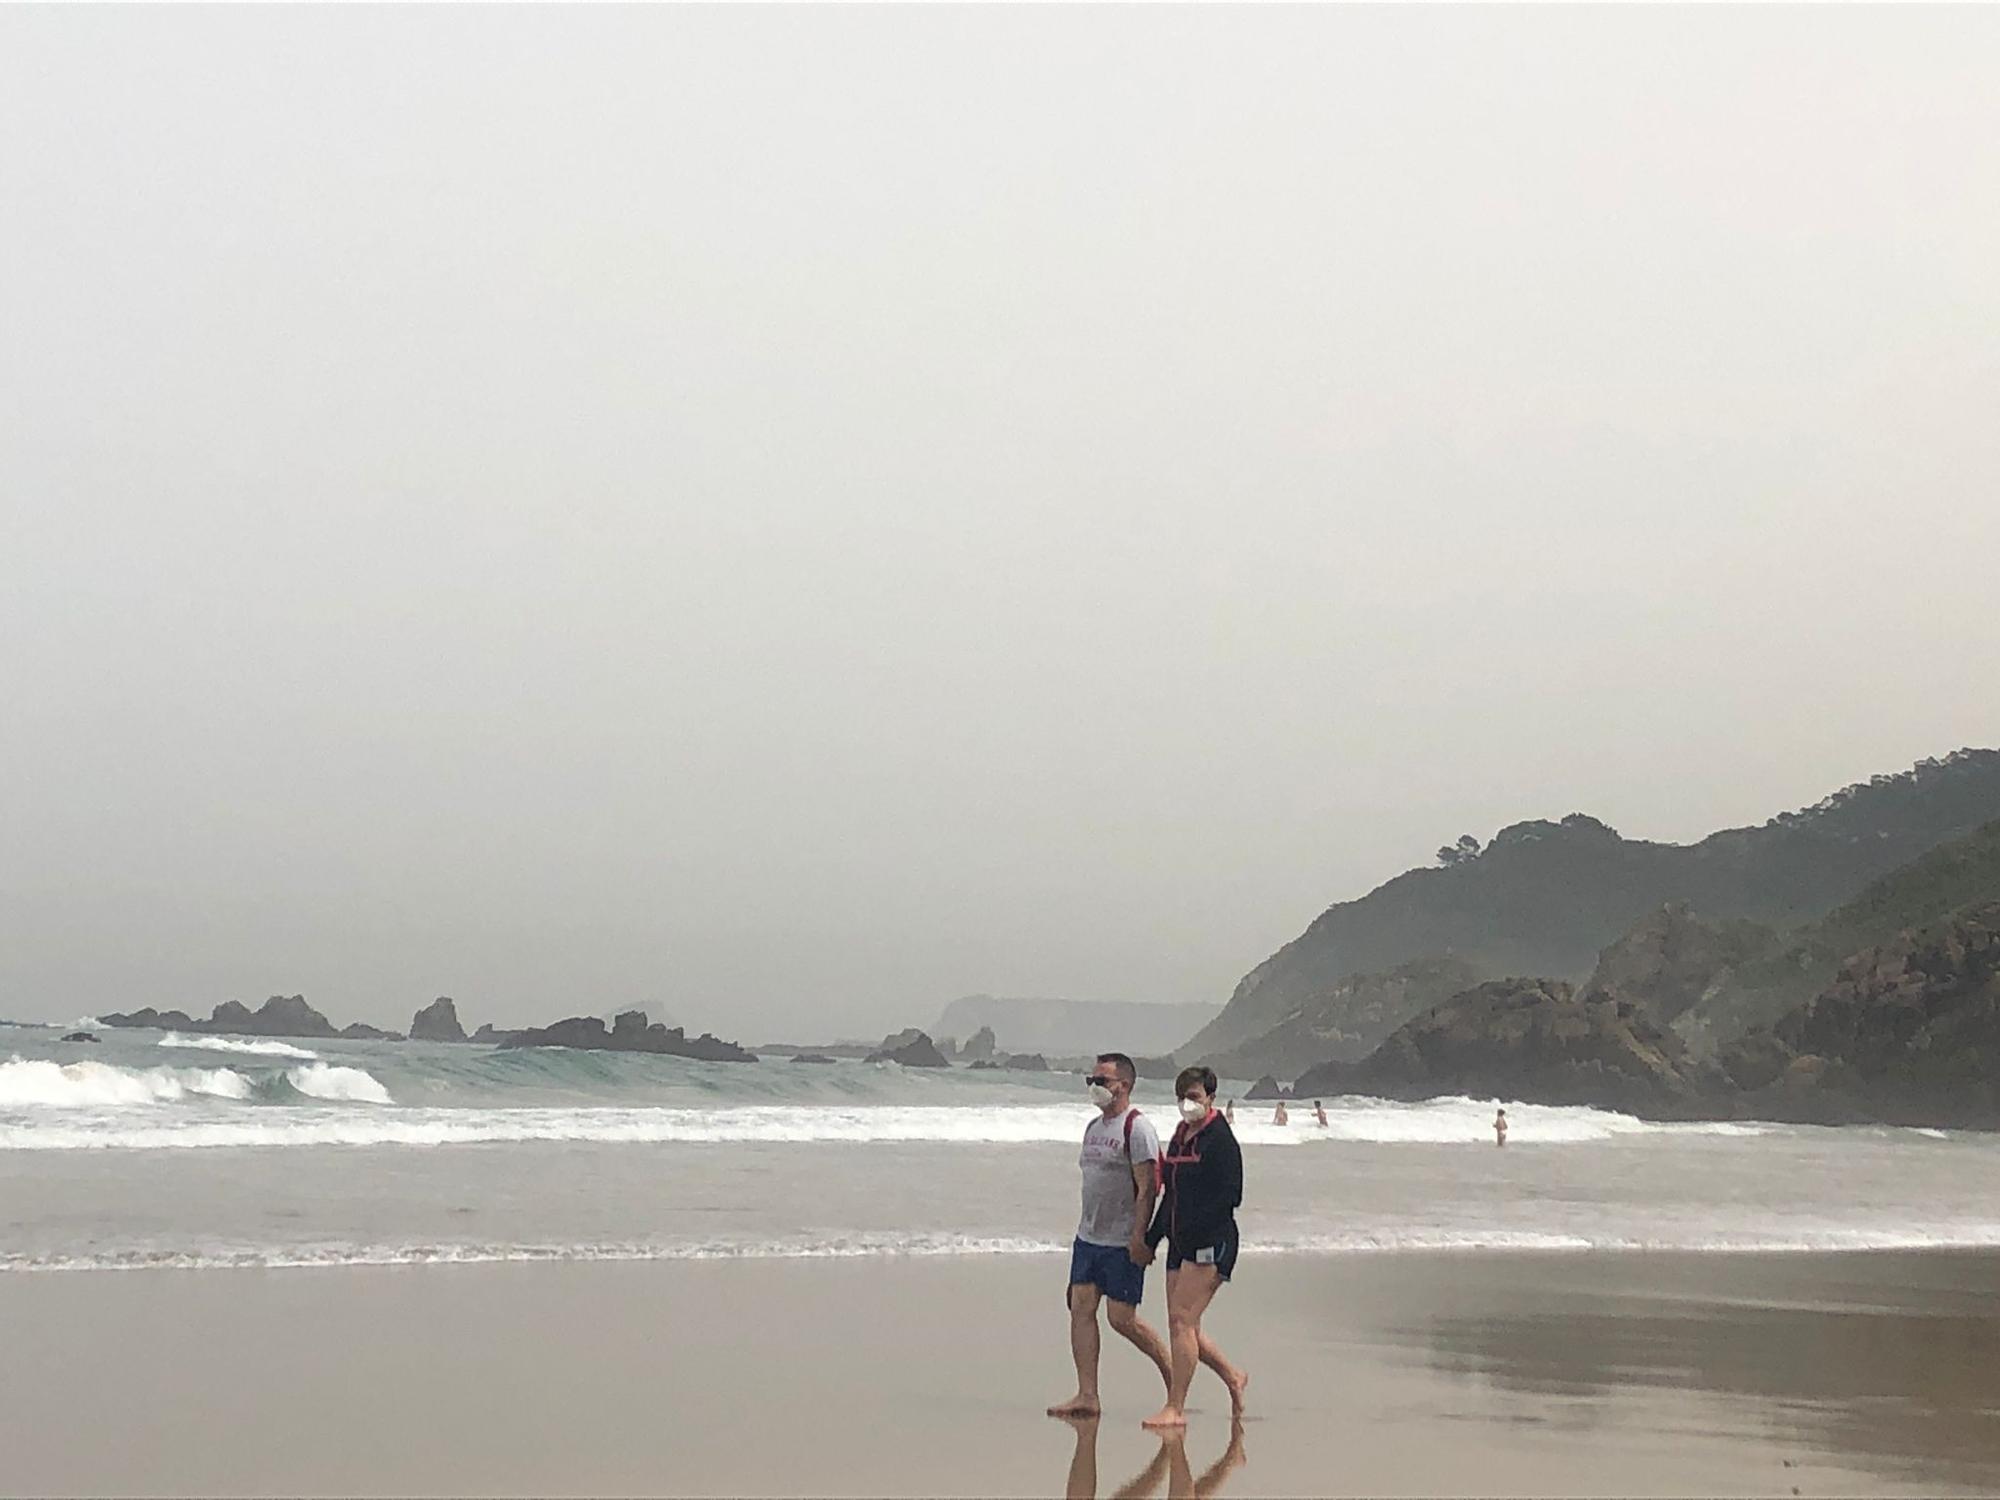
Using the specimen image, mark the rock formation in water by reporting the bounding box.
[1294,978,1712,1117]
[470,1023,523,1045]
[866,1028,949,1068]
[101,995,341,1040]
[932,996,1222,1058]
[959,1026,998,1063]
[61,1031,98,1043]
[790,1053,837,1064]
[339,1022,404,1041]
[498,1011,757,1063]
[999,1052,1049,1072]
[409,996,469,1043]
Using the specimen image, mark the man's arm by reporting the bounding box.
[1129,1160,1159,1265]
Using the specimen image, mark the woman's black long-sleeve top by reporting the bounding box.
[1145,1110,1243,1252]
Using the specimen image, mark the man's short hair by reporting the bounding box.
[1095,1052,1136,1087]
[1175,1064,1219,1098]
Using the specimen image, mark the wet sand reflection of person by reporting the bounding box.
[1055,1413,1248,1500]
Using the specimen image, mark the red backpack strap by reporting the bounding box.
[1124,1109,1158,1192]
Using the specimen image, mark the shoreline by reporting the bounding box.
[4,1249,1998,1497]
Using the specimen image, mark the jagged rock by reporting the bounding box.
[61,1031,98,1043]
[1201,956,1487,1080]
[222,995,340,1039]
[1000,1052,1049,1072]
[470,1023,522,1045]
[498,1015,757,1063]
[1584,903,1781,1025]
[410,997,469,1043]
[98,1007,197,1031]
[1245,1074,1290,1100]
[968,1059,1000,1070]
[1295,978,1712,1115]
[866,1028,949,1068]
[339,1022,403,1041]
[1717,902,2000,1126]
[1133,1054,1180,1080]
[960,1026,998,1063]
[790,1053,837,1064]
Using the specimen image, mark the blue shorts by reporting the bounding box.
[1068,1238,1146,1307]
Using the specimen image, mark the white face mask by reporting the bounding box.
[1179,1097,1209,1124]
[1087,1083,1116,1109]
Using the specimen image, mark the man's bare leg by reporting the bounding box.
[1105,1298,1173,1393]
[1055,1413,1100,1500]
[1049,1283,1105,1416]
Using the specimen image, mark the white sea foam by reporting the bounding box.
[0,1056,252,1108]
[12,1221,2000,1274]
[0,1098,1810,1152]
[159,1033,319,1060]
[286,1063,392,1104]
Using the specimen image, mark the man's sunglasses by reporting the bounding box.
[1086,1074,1117,1088]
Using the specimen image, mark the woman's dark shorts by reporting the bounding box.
[1165,1235,1238,1281]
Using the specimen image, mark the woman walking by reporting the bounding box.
[1142,1065,1249,1428]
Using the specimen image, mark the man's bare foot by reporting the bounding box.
[1047,1395,1101,1417]
[1140,1405,1187,1429]
[1225,1368,1250,1416]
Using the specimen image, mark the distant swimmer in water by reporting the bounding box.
[1224,1099,1235,1125]
[1272,1100,1288,1126]
[1313,1101,1328,1128]
[1494,1108,1508,1147]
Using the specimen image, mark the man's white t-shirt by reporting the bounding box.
[1076,1106,1161,1248]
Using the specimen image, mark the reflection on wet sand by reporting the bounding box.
[1406,1251,2000,1492]
[1056,1413,1248,1499]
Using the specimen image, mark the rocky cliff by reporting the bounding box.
[1197,956,1484,1080]
[1294,978,1713,1116]
[1717,902,2000,1127]
[1187,750,2000,1060]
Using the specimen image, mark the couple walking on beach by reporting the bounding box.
[1049,1053,1248,1429]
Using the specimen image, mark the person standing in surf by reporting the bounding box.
[1048,1052,1173,1418]
[1143,1064,1249,1429]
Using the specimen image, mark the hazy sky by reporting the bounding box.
[4,7,1997,1039]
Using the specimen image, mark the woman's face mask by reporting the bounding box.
[1179,1096,1210,1124]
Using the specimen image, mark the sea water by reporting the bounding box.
[4,1021,1999,1272]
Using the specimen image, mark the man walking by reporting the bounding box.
[1048,1052,1173,1416]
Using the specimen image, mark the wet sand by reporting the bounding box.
[3,1251,1998,1496]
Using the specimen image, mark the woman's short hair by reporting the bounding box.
[1174,1064,1219,1099]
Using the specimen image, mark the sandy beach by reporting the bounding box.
[4,1249,1998,1497]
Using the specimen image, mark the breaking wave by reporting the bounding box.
[159,1033,319,1060]
[285,1063,392,1104]
[0,1056,252,1108]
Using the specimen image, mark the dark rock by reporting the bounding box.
[410,997,469,1043]
[1294,978,1712,1116]
[790,1053,837,1064]
[1201,956,1487,1081]
[1132,1054,1180,1081]
[98,1007,198,1031]
[1716,902,2000,1127]
[1585,903,1779,1028]
[866,1028,949,1068]
[61,1031,98,1043]
[960,1025,999,1063]
[499,1015,757,1063]
[968,1059,1000,1070]
[102,996,338,1040]
[1245,1074,1291,1100]
[470,1023,523,1045]
[1000,1052,1049,1072]
[339,1022,404,1041]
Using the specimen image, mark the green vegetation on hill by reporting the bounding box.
[1183,750,2000,1061]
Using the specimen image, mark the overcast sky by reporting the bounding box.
[3,7,1997,1039]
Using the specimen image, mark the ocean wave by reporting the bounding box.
[285,1063,392,1104]
[0,1096,1806,1151]
[159,1033,319,1060]
[0,1055,252,1108]
[12,1222,2000,1274]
